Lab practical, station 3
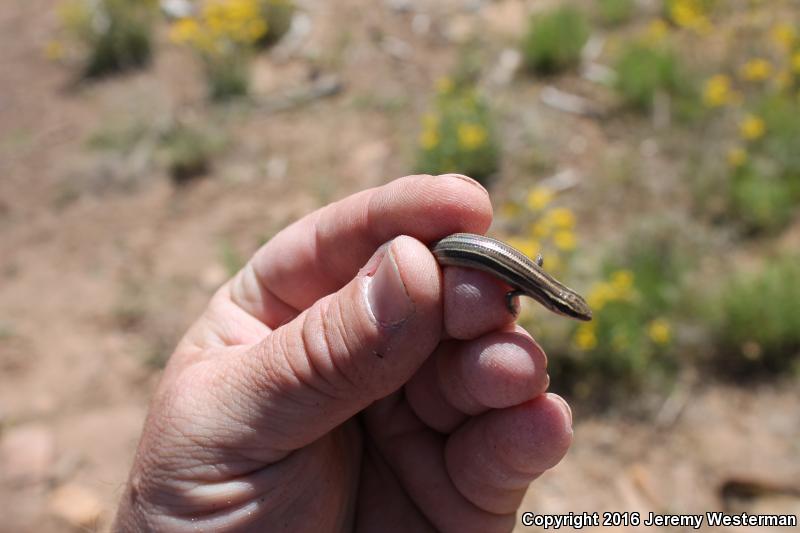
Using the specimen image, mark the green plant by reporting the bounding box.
[59,0,156,78]
[501,185,580,277]
[710,255,800,376]
[729,164,795,234]
[415,79,500,186]
[521,6,589,74]
[87,119,149,153]
[158,123,225,184]
[614,40,686,111]
[170,0,270,101]
[663,0,715,31]
[723,95,800,234]
[598,0,636,26]
[256,0,295,48]
[536,224,693,409]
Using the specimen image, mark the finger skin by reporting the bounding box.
[363,394,517,533]
[115,237,444,528]
[442,267,517,340]
[405,326,549,432]
[173,237,444,467]
[445,393,573,514]
[228,174,492,328]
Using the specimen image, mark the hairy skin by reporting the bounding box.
[115,175,573,533]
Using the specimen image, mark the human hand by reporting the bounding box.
[114,175,573,532]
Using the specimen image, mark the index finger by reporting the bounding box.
[230,174,493,327]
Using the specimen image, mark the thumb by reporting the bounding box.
[211,236,443,462]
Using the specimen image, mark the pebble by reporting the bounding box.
[49,483,104,528]
[0,423,55,485]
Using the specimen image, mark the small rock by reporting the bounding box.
[0,423,55,485]
[49,483,103,528]
[385,0,413,13]
[489,48,522,86]
[266,157,288,181]
[160,0,194,19]
[411,13,431,35]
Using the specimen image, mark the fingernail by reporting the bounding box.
[367,242,415,328]
[438,173,488,194]
[549,393,573,430]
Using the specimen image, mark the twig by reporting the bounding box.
[254,74,343,114]
[540,86,600,118]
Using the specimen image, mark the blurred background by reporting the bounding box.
[1,0,799,530]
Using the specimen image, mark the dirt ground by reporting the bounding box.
[1,1,798,531]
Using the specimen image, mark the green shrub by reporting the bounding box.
[59,0,156,78]
[170,0,270,101]
[534,224,692,409]
[415,79,500,186]
[598,0,636,26]
[521,6,590,75]
[724,95,800,234]
[730,165,795,234]
[614,41,686,111]
[710,255,800,376]
[158,123,225,184]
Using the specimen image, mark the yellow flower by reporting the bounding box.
[645,19,668,44]
[739,58,773,82]
[669,0,710,32]
[792,51,800,74]
[419,128,440,150]
[529,221,550,239]
[500,202,522,219]
[422,113,439,129]
[553,230,576,252]
[200,0,267,45]
[44,40,65,61]
[506,238,540,260]
[170,18,201,44]
[739,114,766,141]
[588,282,614,310]
[770,23,796,50]
[702,74,733,107]
[647,318,671,345]
[727,147,747,167]
[457,123,487,150]
[575,323,598,351]
[436,77,454,95]
[547,207,576,229]
[610,270,634,292]
[525,186,554,211]
[542,253,562,273]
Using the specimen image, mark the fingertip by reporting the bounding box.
[437,173,490,197]
[504,394,574,470]
[439,331,550,412]
[372,175,493,238]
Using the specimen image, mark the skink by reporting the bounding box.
[431,233,593,321]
